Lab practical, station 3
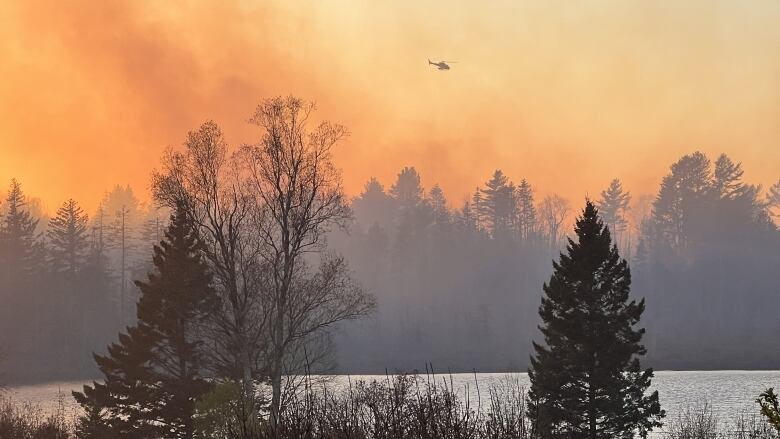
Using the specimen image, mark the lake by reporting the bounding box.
[5,370,780,433]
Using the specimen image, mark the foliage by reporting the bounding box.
[528,201,664,438]
[757,388,780,436]
[47,199,89,276]
[73,204,218,438]
[194,382,263,439]
[0,393,71,439]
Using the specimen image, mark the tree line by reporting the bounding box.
[0,179,166,381]
[2,145,779,380]
[331,152,779,372]
[2,150,778,380]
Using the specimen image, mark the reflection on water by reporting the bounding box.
[6,371,780,432]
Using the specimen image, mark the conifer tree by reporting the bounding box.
[652,152,711,249]
[47,198,89,276]
[596,178,631,241]
[528,201,663,439]
[74,204,218,439]
[479,170,516,237]
[389,166,423,209]
[769,179,780,220]
[516,178,538,242]
[0,179,42,280]
[712,153,745,199]
[429,184,450,226]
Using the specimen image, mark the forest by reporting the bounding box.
[0,96,779,439]
[2,143,779,383]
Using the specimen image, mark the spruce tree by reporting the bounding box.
[74,204,218,439]
[596,178,631,240]
[429,184,450,226]
[0,179,42,280]
[47,198,89,276]
[516,178,538,242]
[528,201,663,439]
[712,154,745,199]
[479,170,516,237]
[389,166,423,209]
[769,179,780,220]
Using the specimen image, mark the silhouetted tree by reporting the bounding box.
[538,194,570,250]
[596,179,631,243]
[352,178,396,233]
[479,170,516,238]
[99,185,144,324]
[0,179,45,362]
[769,179,780,221]
[515,178,538,242]
[429,184,450,227]
[242,96,376,429]
[74,204,218,439]
[456,199,479,233]
[652,151,711,249]
[390,167,424,210]
[0,179,43,281]
[153,120,264,430]
[528,201,663,438]
[713,154,745,199]
[47,199,89,277]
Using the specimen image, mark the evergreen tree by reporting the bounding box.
[479,170,516,237]
[516,178,538,242]
[429,184,450,226]
[652,152,711,249]
[528,201,663,439]
[389,167,423,210]
[712,154,745,199]
[352,177,397,232]
[769,179,780,220]
[47,198,90,276]
[456,199,479,233]
[471,187,484,231]
[596,178,631,241]
[74,204,218,439]
[0,179,42,280]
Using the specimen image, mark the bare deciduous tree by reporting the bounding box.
[241,96,376,429]
[152,121,267,435]
[538,194,571,250]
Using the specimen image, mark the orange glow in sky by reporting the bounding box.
[1,1,778,214]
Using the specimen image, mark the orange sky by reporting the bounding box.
[1,1,778,214]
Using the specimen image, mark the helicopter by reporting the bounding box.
[428,59,457,70]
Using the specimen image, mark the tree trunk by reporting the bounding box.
[269,350,283,432]
[241,346,255,437]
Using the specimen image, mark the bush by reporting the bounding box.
[0,393,72,439]
[666,401,777,439]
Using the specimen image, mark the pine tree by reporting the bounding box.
[652,152,711,249]
[479,170,516,237]
[769,179,780,220]
[389,167,423,210]
[352,177,396,232]
[74,204,218,439]
[457,199,478,233]
[429,184,450,226]
[516,178,538,242]
[0,179,42,280]
[47,198,90,276]
[712,154,745,199]
[596,179,631,241]
[528,201,664,439]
